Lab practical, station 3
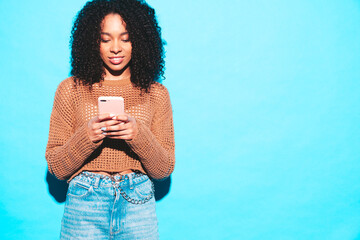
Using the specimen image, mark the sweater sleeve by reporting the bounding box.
[45,80,102,180]
[126,85,175,180]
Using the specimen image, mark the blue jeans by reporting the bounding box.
[60,171,159,239]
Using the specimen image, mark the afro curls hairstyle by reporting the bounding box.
[70,0,165,91]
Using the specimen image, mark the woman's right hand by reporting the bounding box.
[87,114,119,143]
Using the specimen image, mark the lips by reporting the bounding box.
[109,56,124,65]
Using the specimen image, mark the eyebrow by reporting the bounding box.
[101,32,129,36]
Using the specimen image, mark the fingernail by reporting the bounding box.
[101,127,106,131]
[110,114,115,117]
[102,132,106,135]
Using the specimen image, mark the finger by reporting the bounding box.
[98,113,116,122]
[100,121,128,132]
[113,114,131,122]
[92,129,103,135]
[91,132,106,142]
[97,133,107,139]
[91,129,105,139]
[104,129,132,136]
[94,119,121,130]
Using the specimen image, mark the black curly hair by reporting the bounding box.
[70,0,165,91]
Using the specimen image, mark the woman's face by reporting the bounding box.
[100,13,132,78]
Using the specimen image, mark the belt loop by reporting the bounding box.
[129,173,134,190]
[94,175,100,188]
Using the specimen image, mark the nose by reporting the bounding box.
[110,40,122,54]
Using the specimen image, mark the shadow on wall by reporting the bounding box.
[354,234,360,240]
[45,170,171,203]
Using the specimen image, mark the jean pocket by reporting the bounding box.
[120,178,154,204]
[67,180,92,199]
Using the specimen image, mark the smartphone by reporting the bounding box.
[98,96,124,116]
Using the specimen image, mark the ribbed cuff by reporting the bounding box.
[126,121,152,152]
[75,122,104,150]
[67,122,103,168]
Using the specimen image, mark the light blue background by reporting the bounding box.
[1,0,360,239]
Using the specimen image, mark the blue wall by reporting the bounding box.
[0,0,359,239]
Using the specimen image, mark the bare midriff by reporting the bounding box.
[88,169,134,176]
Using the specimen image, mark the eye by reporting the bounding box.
[101,39,110,43]
[122,39,130,43]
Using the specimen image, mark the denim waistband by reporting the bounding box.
[72,171,148,187]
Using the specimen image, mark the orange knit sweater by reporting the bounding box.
[45,77,175,181]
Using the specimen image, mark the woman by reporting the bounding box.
[45,0,175,238]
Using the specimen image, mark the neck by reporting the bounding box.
[103,66,131,81]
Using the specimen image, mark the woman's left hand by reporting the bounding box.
[101,113,138,140]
